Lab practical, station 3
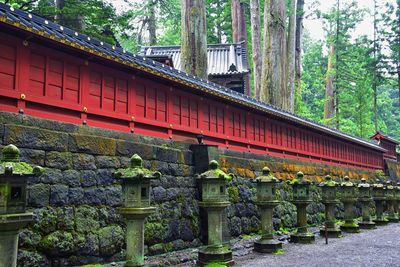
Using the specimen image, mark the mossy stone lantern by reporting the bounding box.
[357,178,376,229]
[339,176,360,233]
[197,160,234,267]
[319,175,342,238]
[289,172,315,244]
[384,181,399,222]
[253,167,283,253]
[372,182,388,226]
[0,144,43,267]
[114,154,161,267]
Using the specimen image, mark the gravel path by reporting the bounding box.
[235,223,400,267]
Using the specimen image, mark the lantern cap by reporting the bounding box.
[256,166,279,183]
[340,176,354,187]
[0,144,44,176]
[372,182,384,189]
[319,175,337,187]
[114,154,161,179]
[358,178,371,188]
[289,171,311,185]
[198,160,234,181]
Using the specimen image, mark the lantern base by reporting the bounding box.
[125,261,144,267]
[340,223,360,233]
[197,245,234,267]
[358,221,377,229]
[289,232,315,244]
[319,227,342,238]
[373,218,388,226]
[253,238,283,253]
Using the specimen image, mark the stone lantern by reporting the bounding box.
[319,175,341,238]
[114,154,161,267]
[289,171,315,244]
[197,160,234,266]
[253,167,283,253]
[372,182,388,226]
[357,178,376,229]
[384,181,399,222]
[395,183,400,220]
[0,144,43,267]
[339,176,360,233]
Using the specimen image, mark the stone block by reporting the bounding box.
[56,207,75,231]
[62,170,81,187]
[17,250,50,267]
[151,186,166,203]
[103,186,122,207]
[32,207,58,235]
[45,152,73,170]
[19,229,42,249]
[97,225,124,256]
[28,184,50,207]
[50,184,69,206]
[73,154,96,170]
[68,187,84,205]
[96,169,114,186]
[95,156,120,168]
[4,124,68,151]
[39,169,62,186]
[40,231,75,255]
[80,170,97,187]
[75,206,100,234]
[116,140,154,158]
[83,187,105,205]
[68,134,116,155]
[80,233,99,256]
[20,148,45,166]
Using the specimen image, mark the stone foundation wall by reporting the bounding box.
[0,111,384,266]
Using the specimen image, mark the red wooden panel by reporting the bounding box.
[103,75,115,111]
[65,64,80,103]
[190,100,198,128]
[135,84,146,117]
[217,107,223,133]
[146,87,156,119]
[240,113,246,138]
[203,104,210,131]
[210,105,217,132]
[173,95,181,124]
[249,117,255,140]
[47,58,63,100]
[157,90,166,122]
[181,96,190,126]
[29,53,45,96]
[116,79,128,113]
[89,71,102,108]
[0,43,16,90]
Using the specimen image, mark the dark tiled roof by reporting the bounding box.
[0,3,386,152]
[140,43,249,76]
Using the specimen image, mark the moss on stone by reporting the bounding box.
[145,222,167,245]
[40,231,74,255]
[227,186,240,203]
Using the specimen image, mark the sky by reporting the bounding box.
[106,0,397,42]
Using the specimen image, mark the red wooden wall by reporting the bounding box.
[0,32,385,170]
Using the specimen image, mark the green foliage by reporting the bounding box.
[273,248,285,255]
[227,186,240,203]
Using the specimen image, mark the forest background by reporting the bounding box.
[2,0,399,151]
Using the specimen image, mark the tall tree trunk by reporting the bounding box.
[181,0,208,79]
[238,2,251,95]
[295,0,304,96]
[232,0,240,42]
[287,0,297,112]
[148,0,157,46]
[335,0,340,129]
[261,0,287,109]
[250,0,262,100]
[324,44,335,120]
[372,0,378,132]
